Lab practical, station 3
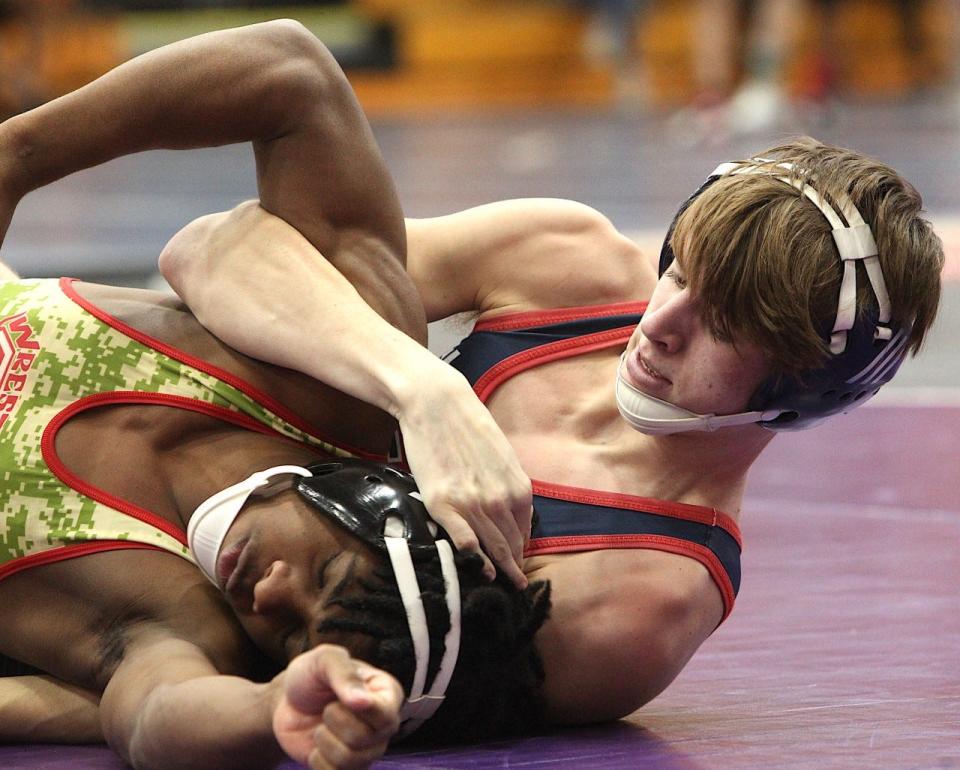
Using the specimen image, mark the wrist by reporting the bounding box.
[390,358,470,423]
[264,669,288,724]
[353,327,456,421]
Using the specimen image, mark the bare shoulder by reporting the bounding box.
[406,198,657,321]
[488,199,655,308]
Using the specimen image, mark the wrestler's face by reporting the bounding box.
[214,490,378,663]
[621,260,769,417]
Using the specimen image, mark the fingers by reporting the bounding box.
[308,717,390,770]
[428,507,494,579]
[283,646,341,715]
[285,646,395,717]
[430,502,529,590]
[468,511,528,590]
[274,648,402,769]
[515,502,534,549]
[307,665,401,770]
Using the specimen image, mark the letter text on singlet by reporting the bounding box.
[0,312,40,429]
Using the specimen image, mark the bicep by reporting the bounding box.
[540,604,682,724]
[99,636,219,762]
[98,632,284,769]
[406,199,655,322]
[252,38,405,269]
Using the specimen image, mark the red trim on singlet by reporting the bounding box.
[473,301,648,332]
[59,277,385,462]
[473,325,637,403]
[532,479,742,547]
[40,391,321,547]
[0,541,167,582]
[468,301,741,620]
[524,534,737,621]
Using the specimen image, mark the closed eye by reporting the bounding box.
[665,268,688,289]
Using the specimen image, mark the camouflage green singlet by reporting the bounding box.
[0,278,372,582]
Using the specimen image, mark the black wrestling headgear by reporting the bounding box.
[189,458,461,738]
[295,459,448,554]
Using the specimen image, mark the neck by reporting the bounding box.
[630,423,773,516]
[579,375,773,516]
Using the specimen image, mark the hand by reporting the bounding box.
[273,645,403,770]
[397,367,533,590]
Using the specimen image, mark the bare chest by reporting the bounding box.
[479,347,647,493]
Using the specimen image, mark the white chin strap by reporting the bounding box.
[188,465,461,741]
[187,465,313,586]
[387,527,462,739]
[615,357,779,435]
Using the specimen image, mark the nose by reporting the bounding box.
[639,291,690,355]
[252,560,305,617]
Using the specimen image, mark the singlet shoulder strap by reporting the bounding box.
[449,302,647,391]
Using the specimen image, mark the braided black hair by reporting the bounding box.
[319,550,551,744]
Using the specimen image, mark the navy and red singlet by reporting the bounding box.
[445,302,742,622]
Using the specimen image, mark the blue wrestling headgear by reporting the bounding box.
[616,160,909,435]
[188,459,460,739]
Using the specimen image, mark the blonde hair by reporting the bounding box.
[671,138,944,378]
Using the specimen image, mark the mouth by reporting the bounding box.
[223,537,256,612]
[216,535,247,590]
[625,350,672,389]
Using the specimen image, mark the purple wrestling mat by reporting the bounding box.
[2,724,692,770]
[4,405,958,769]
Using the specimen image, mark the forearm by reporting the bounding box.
[108,674,284,770]
[163,204,533,586]
[162,204,449,418]
[0,676,102,744]
[0,20,328,200]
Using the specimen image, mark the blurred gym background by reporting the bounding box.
[1,1,955,119]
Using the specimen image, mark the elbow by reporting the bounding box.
[101,687,158,770]
[595,638,683,721]
[157,219,201,296]
[253,19,351,117]
[157,211,227,303]
[157,238,184,294]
